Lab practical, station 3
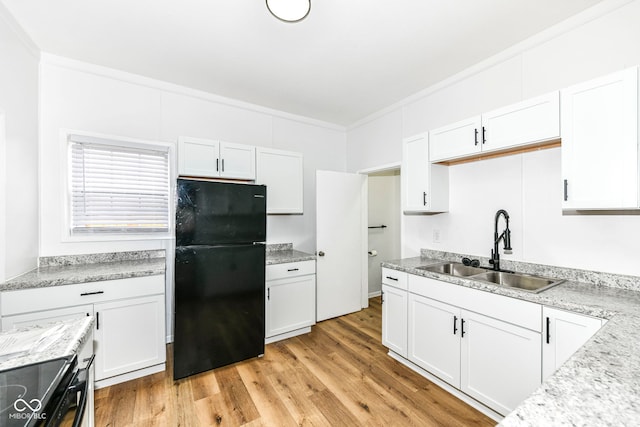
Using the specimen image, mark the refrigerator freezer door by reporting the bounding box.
[176,179,266,246]
[173,244,265,380]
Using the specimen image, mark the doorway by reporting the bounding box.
[363,167,401,297]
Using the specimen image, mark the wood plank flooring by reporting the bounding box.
[94,297,495,426]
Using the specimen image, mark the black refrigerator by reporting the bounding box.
[174,178,266,380]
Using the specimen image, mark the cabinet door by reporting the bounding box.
[220,141,256,180]
[482,92,560,153]
[381,284,408,358]
[460,310,541,416]
[1,304,94,331]
[256,147,303,213]
[429,116,482,162]
[402,133,448,212]
[408,293,460,387]
[93,295,165,381]
[542,307,602,381]
[402,133,429,211]
[178,137,220,177]
[266,274,316,338]
[561,67,639,209]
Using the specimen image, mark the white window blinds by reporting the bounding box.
[69,135,170,234]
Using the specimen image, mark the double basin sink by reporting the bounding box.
[416,262,564,293]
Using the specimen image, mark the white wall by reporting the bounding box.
[38,55,346,339]
[367,174,401,295]
[39,55,346,257]
[347,0,640,276]
[0,5,39,281]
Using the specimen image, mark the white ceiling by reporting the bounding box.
[2,0,603,126]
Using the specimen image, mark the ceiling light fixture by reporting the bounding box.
[266,0,311,23]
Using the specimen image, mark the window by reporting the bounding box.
[69,134,170,234]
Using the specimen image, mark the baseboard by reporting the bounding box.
[387,351,503,423]
[265,326,312,344]
[95,363,166,389]
[368,291,381,298]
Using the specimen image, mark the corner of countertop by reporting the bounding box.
[265,243,316,265]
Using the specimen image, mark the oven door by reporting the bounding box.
[50,354,94,427]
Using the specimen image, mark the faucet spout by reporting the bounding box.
[490,209,512,271]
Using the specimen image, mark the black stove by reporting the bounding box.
[0,356,76,427]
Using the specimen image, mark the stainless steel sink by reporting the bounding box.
[470,271,564,293]
[417,262,487,277]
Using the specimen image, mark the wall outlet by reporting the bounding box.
[433,229,441,243]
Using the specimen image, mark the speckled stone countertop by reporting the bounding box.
[0,316,94,370]
[266,243,316,265]
[382,253,640,426]
[0,250,166,292]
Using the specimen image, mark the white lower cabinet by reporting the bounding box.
[394,272,543,416]
[93,295,165,381]
[266,260,316,342]
[0,275,166,388]
[407,292,541,415]
[386,269,606,417]
[382,284,408,358]
[408,294,460,386]
[460,310,541,416]
[542,306,603,380]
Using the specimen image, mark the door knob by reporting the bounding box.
[318,251,325,257]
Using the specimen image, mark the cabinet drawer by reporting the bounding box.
[382,268,408,290]
[1,275,165,316]
[266,260,315,281]
[408,274,541,332]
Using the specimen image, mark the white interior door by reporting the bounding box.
[316,170,367,322]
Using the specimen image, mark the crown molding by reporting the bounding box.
[347,0,634,131]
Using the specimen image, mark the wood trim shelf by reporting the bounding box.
[435,139,561,166]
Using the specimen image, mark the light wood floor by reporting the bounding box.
[95,297,495,426]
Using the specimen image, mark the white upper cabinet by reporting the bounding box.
[178,137,220,177]
[178,136,256,180]
[402,133,449,213]
[430,92,560,163]
[482,92,560,153]
[256,147,304,214]
[219,141,256,180]
[429,116,482,162]
[561,67,639,209]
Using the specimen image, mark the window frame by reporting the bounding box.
[61,130,175,242]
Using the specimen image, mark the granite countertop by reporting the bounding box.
[266,243,316,265]
[0,250,166,292]
[0,316,94,371]
[382,254,640,426]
